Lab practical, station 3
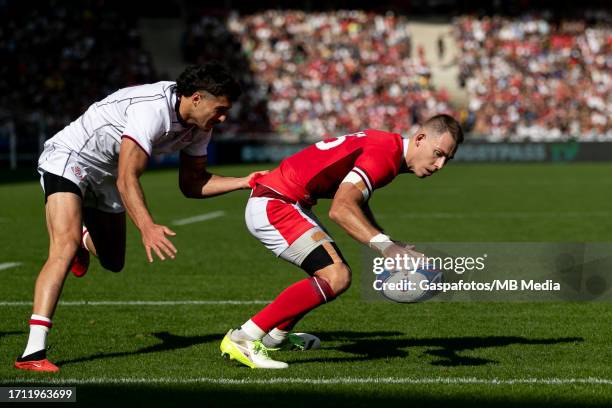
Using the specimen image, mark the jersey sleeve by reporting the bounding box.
[122,102,167,157]
[351,147,399,196]
[181,129,212,157]
[341,170,372,200]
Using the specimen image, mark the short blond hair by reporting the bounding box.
[423,114,464,144]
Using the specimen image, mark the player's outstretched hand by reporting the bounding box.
[141,223,177,262]
[245,170,270,189]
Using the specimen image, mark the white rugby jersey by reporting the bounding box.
[44,81,211,174]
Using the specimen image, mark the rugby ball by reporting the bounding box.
[376,267,443,303]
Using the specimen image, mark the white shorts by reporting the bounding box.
[38,143,124,213]
[245,194,339,267]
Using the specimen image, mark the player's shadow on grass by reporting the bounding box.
[292,331,583,366]
[55,331,220,367]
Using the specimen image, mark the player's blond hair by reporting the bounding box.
[423,114,464,144]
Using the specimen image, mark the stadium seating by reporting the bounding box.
[0,2,158,138]
[454,13,611,141]
[1,4,609,146]
[184,10,455,141]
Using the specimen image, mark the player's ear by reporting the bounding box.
[191,92,202,106]
[415,133,426,146]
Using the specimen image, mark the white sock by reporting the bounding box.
[22,314,51,357]
[262,328,289,348]
[232,319,265,341]
[82,226,91,251]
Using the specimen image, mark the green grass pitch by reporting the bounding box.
[0,163,611,406]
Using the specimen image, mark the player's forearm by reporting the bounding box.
[181,174,250,198]
[329,200,380,245]
[117,175,155,231]
[200,174,249,197]
[335,205,404,256]
[362,203,385,232]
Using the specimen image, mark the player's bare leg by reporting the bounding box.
[15,192,82,372]
[314,262,352,295]
[34,193,83,317]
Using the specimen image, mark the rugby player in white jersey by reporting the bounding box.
[15,63,262,372]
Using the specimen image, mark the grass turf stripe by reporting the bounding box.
[382,211,611,219]
[2,377,612,385]
[171,211,225,226]
[0,262,22,271]
[0,300,270,306]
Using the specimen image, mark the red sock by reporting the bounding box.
[252,277,335,333]
[276,312,306,331]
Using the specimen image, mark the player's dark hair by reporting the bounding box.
[423,114,464,144]
[176,62,242,102]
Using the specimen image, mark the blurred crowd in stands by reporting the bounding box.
[0,1,158,139]
[182,12,273,138]
[455,12,611,141]
[184,10,453,141]
[1,2,610,147]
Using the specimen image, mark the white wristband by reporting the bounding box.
[369,233,393,253]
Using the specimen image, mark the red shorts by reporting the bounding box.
[245,185,338,266]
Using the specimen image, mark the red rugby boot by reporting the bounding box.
[70,247,90,277]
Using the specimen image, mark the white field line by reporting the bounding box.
[2,377,612,386]
[383,211,611,219]
[172,211,225,226]
[0,262,21,271]
[0,300,270,307]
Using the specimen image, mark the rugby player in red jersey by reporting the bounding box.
[220,114,463,368]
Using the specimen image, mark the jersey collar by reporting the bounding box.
[174,91,190,128]
[400,137,410,172]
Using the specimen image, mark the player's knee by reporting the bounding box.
[100,256,124,273]
[317,263,352,295]
[49,237,80,262]
[333,263,352,294]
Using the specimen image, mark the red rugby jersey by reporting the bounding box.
[257,129,408,206]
